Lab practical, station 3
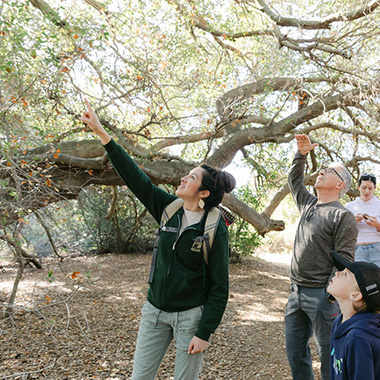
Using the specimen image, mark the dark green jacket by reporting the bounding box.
[104,139,229,341]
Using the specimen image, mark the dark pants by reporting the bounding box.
[285,284,340,380]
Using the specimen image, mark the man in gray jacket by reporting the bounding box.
[285,134,358,380]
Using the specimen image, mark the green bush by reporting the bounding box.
[21,185,157,256]
[228,185,262,259]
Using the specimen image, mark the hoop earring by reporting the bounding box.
[198,199,205,209]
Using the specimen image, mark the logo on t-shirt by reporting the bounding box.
[331,347,343,375]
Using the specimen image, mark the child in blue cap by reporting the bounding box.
[327,251,380,380]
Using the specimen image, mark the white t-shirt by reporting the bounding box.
[179,208,205,234]
[345,196,380,244]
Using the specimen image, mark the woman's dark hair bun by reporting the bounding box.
[217,171,236,194]
[199,164,236,210]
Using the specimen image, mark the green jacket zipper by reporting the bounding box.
[163,216,199,308]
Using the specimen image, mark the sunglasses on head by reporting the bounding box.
[359,173,376,185]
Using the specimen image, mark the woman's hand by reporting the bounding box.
[355,213,364,223]
[364,215,380,231]
[80,98,111,145]
[188,336,208,355]
[295,134,319,155]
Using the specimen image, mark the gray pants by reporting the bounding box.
[285,284,340,380]
[131,301,204,380]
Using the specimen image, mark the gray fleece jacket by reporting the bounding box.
[288,151,358,288]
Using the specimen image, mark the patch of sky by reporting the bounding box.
[225,150,254,189]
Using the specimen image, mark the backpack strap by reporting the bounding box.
[160,198,184,227]
[202,207,222,265]
[148,198,183,284]
[149,201,222,283]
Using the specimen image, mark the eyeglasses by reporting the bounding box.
[322,167,344,182]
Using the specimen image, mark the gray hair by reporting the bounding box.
[329,162,351,198]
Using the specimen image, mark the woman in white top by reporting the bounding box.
[345,174,380,266]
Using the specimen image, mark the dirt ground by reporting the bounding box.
[0,253,322,379]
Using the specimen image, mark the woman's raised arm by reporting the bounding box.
[80,98,111,145]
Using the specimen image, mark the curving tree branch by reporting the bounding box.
[257,0,380,29]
